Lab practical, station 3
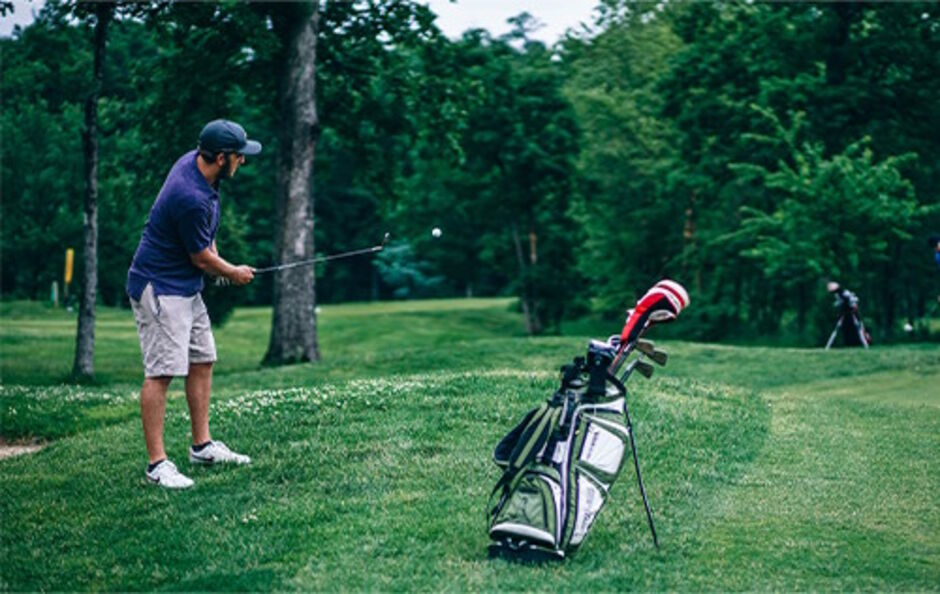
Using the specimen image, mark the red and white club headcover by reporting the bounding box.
[619,279,690,345]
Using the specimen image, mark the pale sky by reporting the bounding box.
[2,0,42,36]
[424,0,599,44]
[2,0,599,42]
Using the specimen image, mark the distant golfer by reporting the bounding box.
[126,119,260,488]
[825,281,871,349]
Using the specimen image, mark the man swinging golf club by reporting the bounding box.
[127,119,259,488]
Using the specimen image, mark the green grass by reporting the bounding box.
[1,299,938,590]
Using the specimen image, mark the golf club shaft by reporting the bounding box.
[254,233,390,274]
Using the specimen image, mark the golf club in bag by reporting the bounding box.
[486,280,690,562]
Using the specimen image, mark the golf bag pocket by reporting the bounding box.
[577,417,627,480]
[564,413,628,549]
[489,469,562,549]
[568,469,608,547]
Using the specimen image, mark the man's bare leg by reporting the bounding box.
[141,377,173,464]
[185,362,213,445]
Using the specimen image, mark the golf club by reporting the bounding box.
[254,232,391,274]
[619,358,654,382]
[636,339,668,366]
[634,358,655,379]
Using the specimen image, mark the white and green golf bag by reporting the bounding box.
[486,279,690,562]
[486,345,656,562]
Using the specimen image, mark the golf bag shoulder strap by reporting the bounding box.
[491,402,558,478]
[493,406,540,467]
[487,404,561,520]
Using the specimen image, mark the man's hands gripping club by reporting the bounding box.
[191,244,255,287]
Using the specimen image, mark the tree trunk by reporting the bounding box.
[795,281,807,333]
[72,4,112,380]
[512,221,541,335]
[880,242,901,336]
[824,3,856,87]
[264,2,321,365]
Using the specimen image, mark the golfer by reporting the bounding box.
[127,119,260,488]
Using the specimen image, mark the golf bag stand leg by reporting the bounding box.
[625,407,659,549]
[825,317,843,350]
[854,314,870,349]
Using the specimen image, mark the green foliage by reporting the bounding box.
[1,1,938,342]
[374,241,446,299]
[624,1,938,341]
[438,31,584,333]
[726,108,924,339]
[563,6,683,314]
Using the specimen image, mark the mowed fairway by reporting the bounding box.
[1,300,937,590]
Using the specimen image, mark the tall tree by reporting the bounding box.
[264,2,321,364]
[446,26,582,334]
[72,2,114,380]
[563,3,683,315]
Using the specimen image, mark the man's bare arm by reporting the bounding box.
[190,248,254,285]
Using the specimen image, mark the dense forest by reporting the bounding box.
[2,0,938,345]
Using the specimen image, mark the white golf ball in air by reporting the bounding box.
[432,227,442,238]
[903,322,913,332]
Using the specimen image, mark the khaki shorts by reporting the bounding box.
[130,283,217,378]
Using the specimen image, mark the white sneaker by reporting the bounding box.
[189,440,251,465]
[145,459,194,489]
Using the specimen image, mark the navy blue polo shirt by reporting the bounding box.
[127,150,220,301]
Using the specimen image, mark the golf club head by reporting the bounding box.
[634,359,655,379]
[636,340,668,366]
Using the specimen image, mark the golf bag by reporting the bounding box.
[486,280,689,562]
[825,288,871,349]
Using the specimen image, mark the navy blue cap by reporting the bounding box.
[198,119,262,156]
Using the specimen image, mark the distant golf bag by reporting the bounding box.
[486,280,690,562]
[825,289,871,349]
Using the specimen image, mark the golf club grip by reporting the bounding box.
[608,342,634,375]
[609,321,652,374]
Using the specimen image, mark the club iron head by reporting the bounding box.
[620,358,656,382]
[636,340,668,366]
[634,359,655,379]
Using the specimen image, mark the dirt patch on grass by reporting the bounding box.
[0,437,43,460]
